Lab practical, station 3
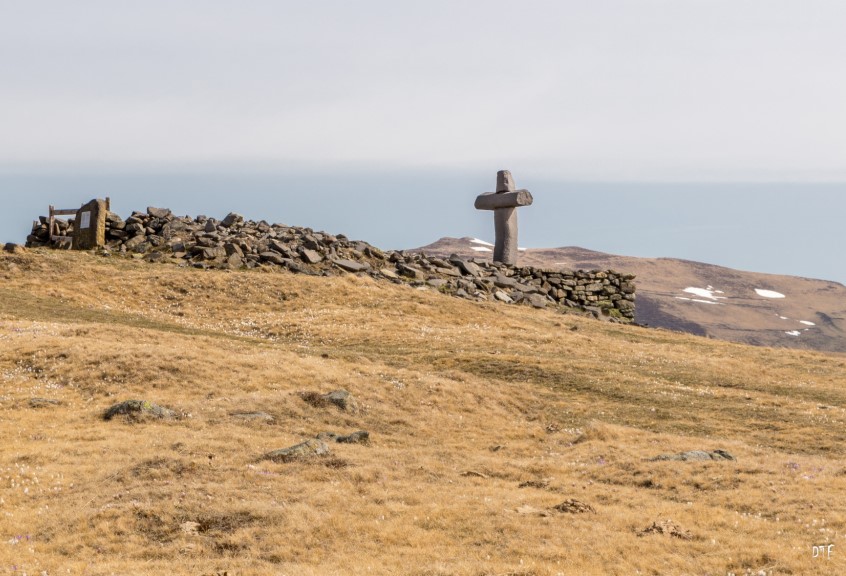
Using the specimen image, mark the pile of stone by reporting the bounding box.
[27,217,71,247]
[25,206,636,322]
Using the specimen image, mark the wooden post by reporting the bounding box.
[48,205,55,245]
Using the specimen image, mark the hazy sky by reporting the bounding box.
[1,1,844,283]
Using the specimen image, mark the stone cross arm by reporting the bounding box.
[474,170,533,266]
[474,189,533,211]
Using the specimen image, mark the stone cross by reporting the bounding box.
[474,170,533,266]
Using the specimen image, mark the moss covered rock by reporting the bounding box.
[103,399,177,421]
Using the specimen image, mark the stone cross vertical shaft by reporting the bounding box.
[474,170,533,266]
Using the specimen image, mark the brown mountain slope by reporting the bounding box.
[2,249,846,575]
[415,237,846,353]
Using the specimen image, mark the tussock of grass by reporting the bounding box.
[1,249,845,574]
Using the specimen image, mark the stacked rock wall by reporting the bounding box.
[25,206,636,322]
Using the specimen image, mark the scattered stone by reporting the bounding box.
[147,206,172,219]
[261,439,329,463]
[528,294,548,309]
[103,400,177,421]
[379,267,399,280]
[220,212,244,228]
[460,470,489,479]
[317,430,370,444]
[27,398,63,409]
[333,259,370,273]
[3,243,26,254]
[180,521,201,535]
[518,479,551,489]
[300,389,358,412]
[300,249,323,264]
[551,499,596,514]
[324,389,357,412]
[638,520,693,540]
[397,264,426,280]
[259,252,286,266]
[515,505,552,517]
[336,430,369,444]
[494,290,513,303]
[450,258,481,277]
[230,411,274,422]
[124,236,147,251]
[649,450,735,462]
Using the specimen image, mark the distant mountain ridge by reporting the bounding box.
[415,237,846,353]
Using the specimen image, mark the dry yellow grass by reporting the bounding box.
[1,249,845,575]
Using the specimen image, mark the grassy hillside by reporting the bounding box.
[1,249,845,575]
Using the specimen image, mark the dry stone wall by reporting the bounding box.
[26,206,636,322]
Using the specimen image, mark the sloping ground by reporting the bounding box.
[1,249,845,575]
[417,237,846,353]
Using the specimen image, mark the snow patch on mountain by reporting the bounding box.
[756,289,786,299]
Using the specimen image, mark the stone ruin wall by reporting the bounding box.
[25,205,636,323]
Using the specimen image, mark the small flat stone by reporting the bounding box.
[451,258,481,277]
[261,439,329,463]
[494,290,513,303]
[146,206,172,219]
[638,520,693,540]
[336,430,370,444]
[323,389,357,411]
[493,274,517,289]
[180,521,201,535]
[230,411,274,422]
[649,450,735,462]
[124,236,147,250]
[551,499,596,514]
[397,264,426,279]
[28,398,63,409]
[103,400,176,421]
[379,267,399,280]
[259,252,286,266]
[333,259,370,273]
[528,294,548,308]
[300,249,324,264]
[3,243,26,254]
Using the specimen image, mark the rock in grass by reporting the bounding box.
[230,411,274,422]
[3,243,26,254]
[336,430,370,444]
[551,499,596,514]
[638,520,693,540]
[261,439,329,463]
[28,398,63,409]
[323,389,357,411]
[648,450,735,462]
[300,389,358,412]
[316,430,370,444]
[103,400,176,421]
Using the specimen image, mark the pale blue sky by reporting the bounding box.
[1,1,844,283]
